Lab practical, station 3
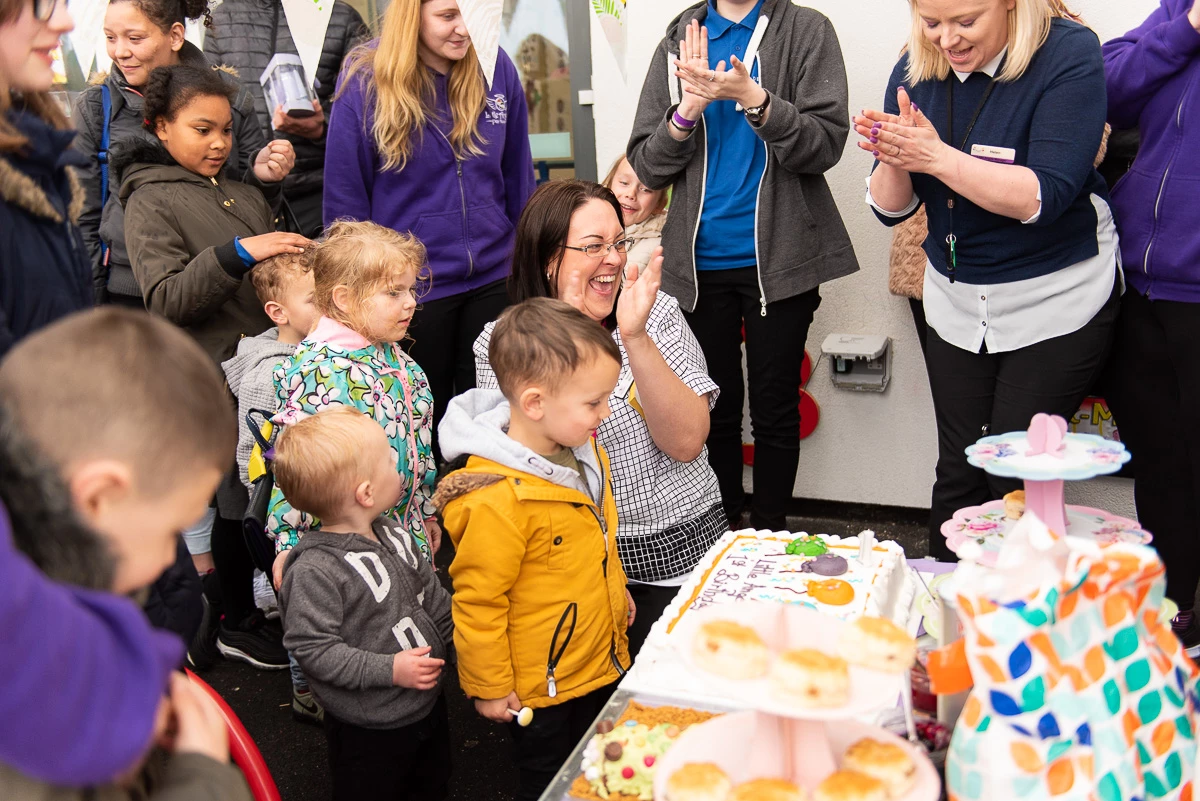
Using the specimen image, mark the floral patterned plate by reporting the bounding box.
[940,501,1150,567]
[965,432,1129,481]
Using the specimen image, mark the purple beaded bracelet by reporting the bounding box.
[672,110,698,130]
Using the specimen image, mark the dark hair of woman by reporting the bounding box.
[109,0,212,31]
[508,180,626,327]
[141,63,234,131]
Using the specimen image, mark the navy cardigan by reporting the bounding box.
[874,19,1110,285]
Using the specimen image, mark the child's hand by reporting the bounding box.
[475,692,522,723]
[392,646,445,689]
[168,673,230,764]
[272,101,326,140]
[625,588,637,630]
[253,139,296,182]
[272,549,289,591]
[241,232,311,263]
[424,517,443,558]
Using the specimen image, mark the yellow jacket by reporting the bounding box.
[436,439,631,709]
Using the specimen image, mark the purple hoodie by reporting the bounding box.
[0,502,182,784]
[323,47,535,302]
[1104,1,1200,302]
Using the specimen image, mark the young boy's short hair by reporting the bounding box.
[250,249,313,306]
[489,298,622,399]
[273,407,380,521]
[0,308,235,493]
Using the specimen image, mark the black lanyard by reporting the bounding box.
[944,74,999,283]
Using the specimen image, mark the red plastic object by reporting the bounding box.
[801,350,813,387]
[742,443,755,466]
[184,669,281,801]
[799,390,820,439]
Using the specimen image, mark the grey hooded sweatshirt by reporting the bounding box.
[437,389,608,506]
[279,517,454,729]
[221,328,296,489]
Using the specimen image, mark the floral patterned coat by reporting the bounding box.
[266,316,436,557]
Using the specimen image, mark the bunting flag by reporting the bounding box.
[591,0,627,81]
[458,0,504,88]
[281,0,336,91]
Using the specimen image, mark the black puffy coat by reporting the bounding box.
[203,0,367,231]
[0,109,92,359]
[71,42,268,304]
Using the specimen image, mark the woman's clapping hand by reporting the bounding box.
[854,86,947,175]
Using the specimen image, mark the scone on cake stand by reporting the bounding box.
[939,413,1147,566]
[661,604,939,800]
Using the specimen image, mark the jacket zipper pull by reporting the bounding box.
[546,668,557,699]
[456,159,463,177]
[759,297,767,318]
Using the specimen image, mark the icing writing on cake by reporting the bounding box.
[669,534,904,630]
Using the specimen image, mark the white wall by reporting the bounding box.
[589,0,1157,514]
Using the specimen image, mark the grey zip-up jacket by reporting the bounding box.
[627,0,858,312]
[221,328,295,489]
[279,518,454,729]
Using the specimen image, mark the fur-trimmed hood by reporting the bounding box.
[111,136,222,204]
[0,109,85,225]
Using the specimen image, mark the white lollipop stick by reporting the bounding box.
[508,706,534,727]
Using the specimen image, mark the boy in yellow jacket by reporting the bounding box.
[434,298,633,801]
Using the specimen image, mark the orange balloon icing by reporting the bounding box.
[807,579,854,606]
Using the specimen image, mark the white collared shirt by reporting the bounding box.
[864,48,1119,353]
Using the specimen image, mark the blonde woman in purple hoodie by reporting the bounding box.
[324,0,535,457]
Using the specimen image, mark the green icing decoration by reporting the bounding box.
[1126,659,1151,693]
[1139,690,1163,725]
[977,715,991,733]
[1137,741,1153,766]
[786,536,828,556]
[1145,773,1167,798]
[1176,715,1193,739]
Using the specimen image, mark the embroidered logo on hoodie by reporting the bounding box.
[484,93,508,125]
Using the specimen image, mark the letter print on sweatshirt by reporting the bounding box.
[392,617,430,649]
[345,551,391,602]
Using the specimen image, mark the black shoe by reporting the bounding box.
[186,593,220,671]
[217,611,288,670]
[292,688,324,725]
[186,572,222,671]
[1174,614,1200,658]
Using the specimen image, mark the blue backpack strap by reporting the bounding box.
[99,84,112,263]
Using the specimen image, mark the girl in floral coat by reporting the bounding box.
[266,220,438,572]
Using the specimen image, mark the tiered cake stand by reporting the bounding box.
[939,414,1149,566]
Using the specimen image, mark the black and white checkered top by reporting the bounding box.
[474,292,726,582]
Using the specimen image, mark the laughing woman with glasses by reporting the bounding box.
[0,0,92,358]
[469,180,725,658]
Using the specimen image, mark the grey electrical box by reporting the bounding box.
[820,334,892,392]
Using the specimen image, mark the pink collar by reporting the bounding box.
[306,316,373,350]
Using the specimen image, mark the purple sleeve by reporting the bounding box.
[1103,0,1200,129]
[323,69,376,227]
[498,51,535,227]
[0,505,182,784]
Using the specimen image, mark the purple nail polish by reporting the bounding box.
[870,136,878,144]
[873,150,880,157]
[912,102,920,112]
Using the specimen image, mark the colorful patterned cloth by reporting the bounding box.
[266,317,436,557]
[947,542,1200,801]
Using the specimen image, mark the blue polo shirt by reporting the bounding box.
[695,0,766,271]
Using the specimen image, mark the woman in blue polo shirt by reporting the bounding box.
[628,0,857,531]
[858,0,1119,561]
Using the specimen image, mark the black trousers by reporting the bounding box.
[1101,289,1200,612]
[507,683,617,801]
[407,279,509,461]
[625,583,678,661]
[210,512,257,624]
[924,282,1119,561]
[684,267,821,531]
[325,694,452,801]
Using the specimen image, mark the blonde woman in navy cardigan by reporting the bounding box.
[857,0,1119,561]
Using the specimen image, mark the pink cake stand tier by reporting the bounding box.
[941,501,1150,567]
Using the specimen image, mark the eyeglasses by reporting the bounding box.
[562,238,635,258]
[34,0,59,21]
